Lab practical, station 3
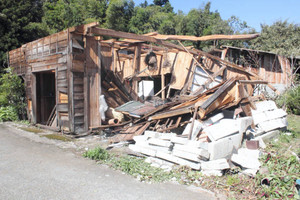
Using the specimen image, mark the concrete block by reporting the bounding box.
[148,144,171,153]
[173,144,209,160]
[258,117,287,132]
[253,109,287,125]
[129,144,156,157]
[254,100,277,112]
[133,135,149,143]
[182,119,203,140]
[204,119,239,141]
[173,149,201,162]
[231,148,260,169]
[186,140,208,150]
[156,151,201,170]
[144,130,176,140]
[201,158,230,170]
[255,130,280,143]
[237,117,253,134]
[148,138,172,147]
[170,136,189,144]
[208,132,242,160]
[203,112,224,126]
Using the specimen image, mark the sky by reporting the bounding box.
[133,0,300,32]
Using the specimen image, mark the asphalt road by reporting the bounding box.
[0,123,216,200]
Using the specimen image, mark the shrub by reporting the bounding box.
[0,68,26,120]
[276,85,300,115]
[0,106,19,122]
[83,147,110,161]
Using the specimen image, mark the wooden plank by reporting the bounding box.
[27,54,64,64]
[153,33,260,41]
[57,103,68,112]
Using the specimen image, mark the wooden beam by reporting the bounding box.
[69,22,99,34]
[153,33,260,41]
[90,27,158,43]
[239,80,268,84]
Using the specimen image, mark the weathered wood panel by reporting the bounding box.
[86,37,101,129]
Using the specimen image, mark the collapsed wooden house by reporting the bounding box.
[215,46,299,90]
[9,22,273,134]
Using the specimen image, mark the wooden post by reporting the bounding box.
[67,29,75,132]
[161,73,165,99]
[133,44,141,99]
[31,73,37,124]
[97,39,102,126]
[188,106,198,140]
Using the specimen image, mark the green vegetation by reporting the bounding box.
[0,68,26,121]
[83,146,110,161]
[276,85,300,115]
[41,134,72,142]
[83,147,173,182]
[20,127,44,134]
[0,106,18,122]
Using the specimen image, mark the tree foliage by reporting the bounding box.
[105,0,134,32]
[0,0,49,71]
[1,0,299,71]
[250,20,300,57]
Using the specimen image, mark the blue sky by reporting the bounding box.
[133,0,300,32]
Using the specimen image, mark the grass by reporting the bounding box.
[41,134,72,142]
[20,127,44,133]
[83,115,300,199]
[83,147,173,182]
[287,114,300,134]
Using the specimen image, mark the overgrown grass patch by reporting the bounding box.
[83,147,173,182]
[41,134,72,142]
[20,127,44,133]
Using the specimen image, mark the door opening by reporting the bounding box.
[36,71,56,124]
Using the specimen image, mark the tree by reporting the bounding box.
[105,0,134,32]
[0,0,48,71]
[129,4,175,34]
[250,20,300,57]
[153,0,168,6]
[43,0,109,33]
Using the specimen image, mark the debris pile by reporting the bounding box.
[99,76,287,176]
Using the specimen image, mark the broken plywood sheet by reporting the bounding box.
[169,51,194,90]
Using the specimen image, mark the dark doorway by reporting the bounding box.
[36,71,56,124]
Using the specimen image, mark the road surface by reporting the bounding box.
[0,123,216,200]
